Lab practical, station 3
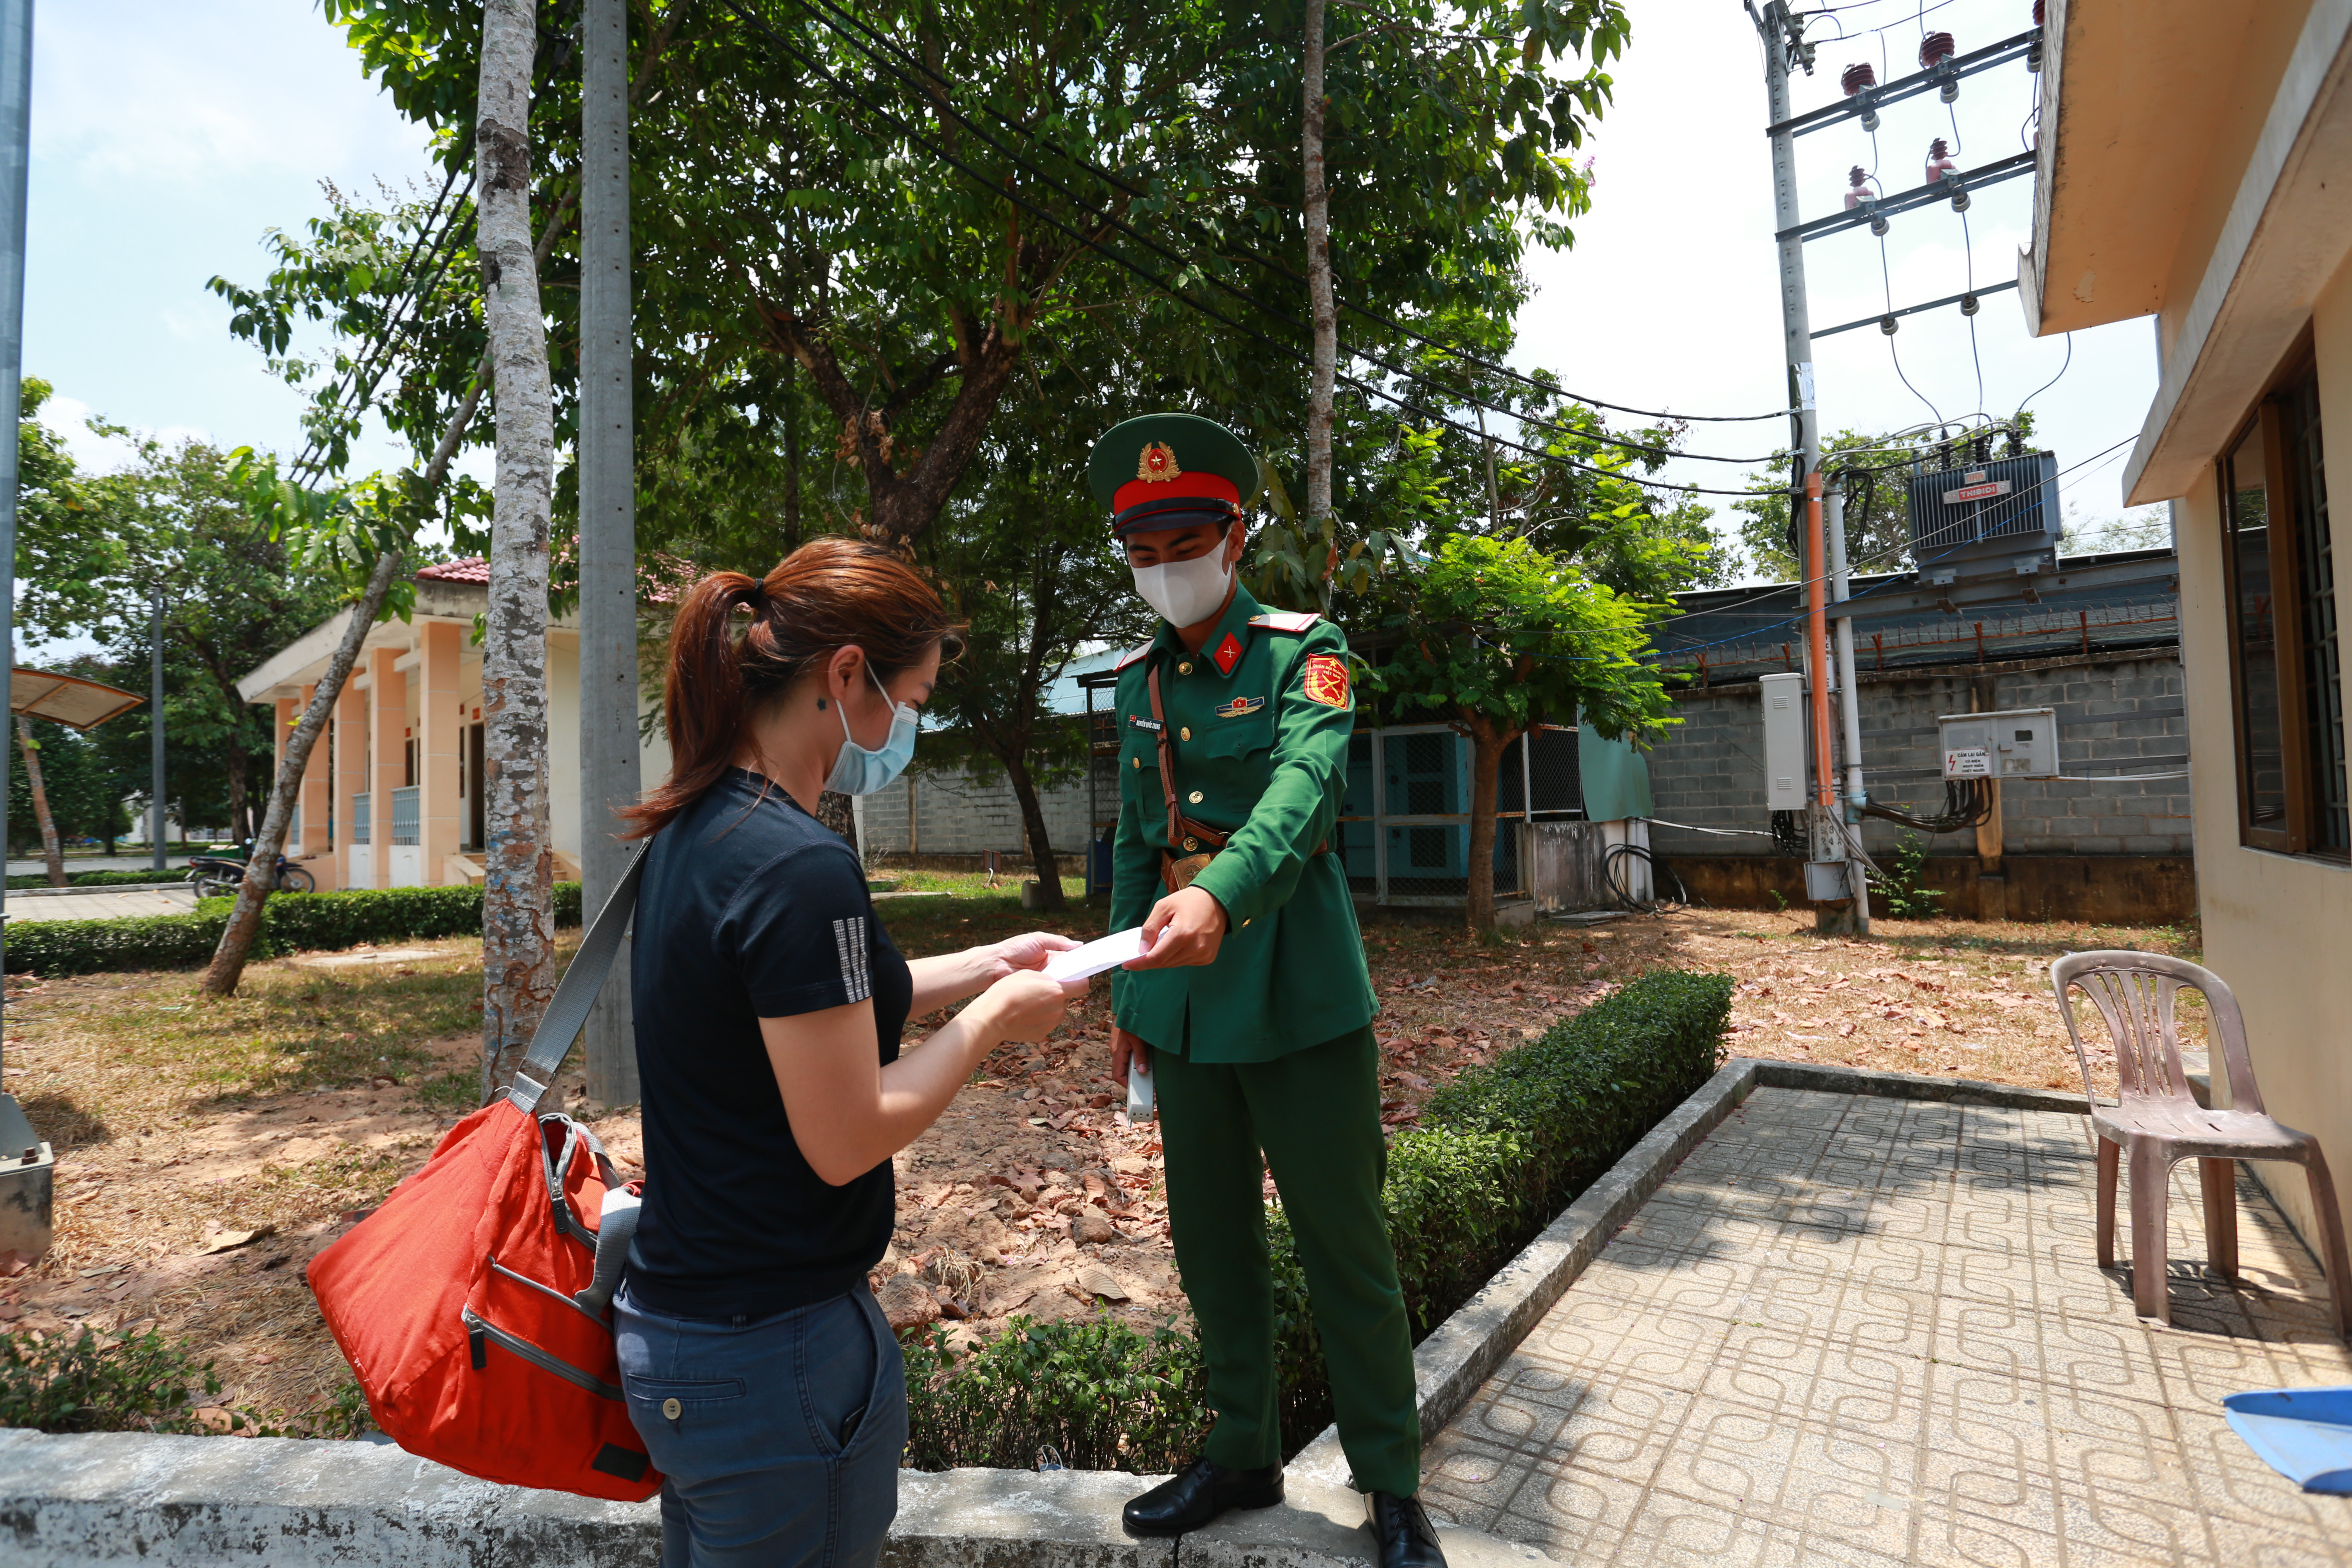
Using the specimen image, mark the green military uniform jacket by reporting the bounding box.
[1107,585,1378,1061]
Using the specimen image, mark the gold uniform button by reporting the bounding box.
[1178,661,1193,675]
[1183,836,1199,851]
[1132,756,1141,769]
[1180,726,1192,741]
[662,1397,682,1421]
[1188,790,1204,804]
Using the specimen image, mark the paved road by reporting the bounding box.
[4,885,200,921]
[1422,1086,2352,1566]
[6,855,197,875]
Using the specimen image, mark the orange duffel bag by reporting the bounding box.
[307,849,658,1501]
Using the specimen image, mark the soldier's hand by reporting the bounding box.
[1127,886,1228,970]
[1110,1024,1147,1089]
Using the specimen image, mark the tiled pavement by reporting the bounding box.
[7,884,199,920]
[1421,1087,2352,1566]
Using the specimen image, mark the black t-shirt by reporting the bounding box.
[625,768,911,1319]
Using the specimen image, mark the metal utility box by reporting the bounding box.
[1939,706,2060,780]
[1759,672,1809,810]
[0,1095,53,1262]
[1905,449,2061,586]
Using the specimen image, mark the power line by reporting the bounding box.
[775,0,1795,428]
[722,0,1783,497]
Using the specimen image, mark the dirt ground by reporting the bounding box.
[0,893,2196,1429]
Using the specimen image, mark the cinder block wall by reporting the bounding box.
[853,756,1117,861]
[1645,651,2194,860]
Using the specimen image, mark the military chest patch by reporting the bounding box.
[1213,695,1265,719]
[1303,654,1350,708]
[1212,632,1243,675]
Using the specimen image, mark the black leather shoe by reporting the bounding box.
[1121,1456,1285,1536]
[1368,1492,1448,1568]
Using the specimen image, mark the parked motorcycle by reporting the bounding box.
[185,845,315,900]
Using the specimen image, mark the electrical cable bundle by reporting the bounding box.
[1602,843,1692,911]
[1770,810,1809,858]
[1860,777,1992,833]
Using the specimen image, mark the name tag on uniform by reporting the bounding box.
[1213,695,1265,719]
[1129,715,1164,733]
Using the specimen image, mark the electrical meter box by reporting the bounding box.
[1938,706,2059,780]
[1760,672,1809,810]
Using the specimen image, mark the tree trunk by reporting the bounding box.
[15,719,63,886]
[1461,715,1519,933]
[477,0,559,1103]
[816,790,859,857]
[202,550,403,995]
[223,737,249,849]
[1002,751,1066,912]
[1302,0,1335,531]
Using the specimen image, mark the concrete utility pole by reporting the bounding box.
[1824,479,1870,935]
[579,0,640,1105]
[150,590,166,869]
[1754,0,1860,935]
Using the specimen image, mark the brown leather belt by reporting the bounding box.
[1147,664,1328,894]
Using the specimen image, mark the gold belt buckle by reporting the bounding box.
[1165,851,1216,891]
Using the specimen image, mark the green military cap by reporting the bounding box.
[1089,413,1260,534]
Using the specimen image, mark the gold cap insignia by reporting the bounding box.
[1136,441,1181,483]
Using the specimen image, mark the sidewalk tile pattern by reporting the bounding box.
[1422,1087,2352,1566]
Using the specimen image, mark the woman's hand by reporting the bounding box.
[977,968,1083,1045]
[1124,886,1228,970]
[986,931,1081,979]
[1110,1023,1147,1089]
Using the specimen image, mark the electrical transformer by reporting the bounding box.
[1938,706,2059,780]
[1905,449,2061,586]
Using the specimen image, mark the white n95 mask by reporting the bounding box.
[1131,549,1233,627]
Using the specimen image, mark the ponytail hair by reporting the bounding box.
[624,537,961,839]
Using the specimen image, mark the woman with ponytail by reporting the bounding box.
[614,537,1082,1567]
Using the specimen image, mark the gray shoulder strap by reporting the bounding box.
[506,840,651,1115]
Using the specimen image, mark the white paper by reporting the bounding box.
[1127,1063,1155,1118]
[1043,926,1148,982]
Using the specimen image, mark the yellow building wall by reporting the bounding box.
[2180,252,2352,1247]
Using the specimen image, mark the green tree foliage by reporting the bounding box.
[7,719,131,855]
[16,427,344,841]
[1359,514,1672,928]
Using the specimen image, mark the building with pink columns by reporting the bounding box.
[232,559,671,892]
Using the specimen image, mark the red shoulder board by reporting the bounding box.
[1302,654,1351,708]
[1247,611,1323,633]
[1112,641,1154,673]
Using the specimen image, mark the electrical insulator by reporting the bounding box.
[1960,292,1981,316]
[1919,31,1956,69]
[1844,165,1873,211]
[1879,314,1900,336]
[1841,62,1875,95]
[1871,211,1889,236]
[1925,137,1959,186]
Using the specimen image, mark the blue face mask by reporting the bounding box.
[825,663,920,797]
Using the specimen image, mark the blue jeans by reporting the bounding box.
[615,1282,907,1568]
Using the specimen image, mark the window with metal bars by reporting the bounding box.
[2220,354,2348,857]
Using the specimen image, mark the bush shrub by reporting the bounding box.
[3,882,585,975]
[903,968,1733,1470]
[0,1326,218,1433]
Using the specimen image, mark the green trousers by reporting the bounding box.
[1148,1024,1420,1497]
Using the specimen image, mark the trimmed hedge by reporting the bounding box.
[5,870,196,890]
[3,882,585,976]
[902,968,1733,1472]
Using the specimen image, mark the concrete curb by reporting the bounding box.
[0,1059,2071,1564]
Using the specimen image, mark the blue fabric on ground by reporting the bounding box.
[2223,1388,2352,1494]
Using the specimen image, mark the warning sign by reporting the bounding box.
[1945,747,1992,777]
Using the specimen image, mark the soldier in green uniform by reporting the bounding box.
[1093,414,1445,1568]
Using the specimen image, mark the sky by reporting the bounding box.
[1515,0,2164,571]
[24,0,2160,591]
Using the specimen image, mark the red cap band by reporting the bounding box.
[1112,470,1240,517]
